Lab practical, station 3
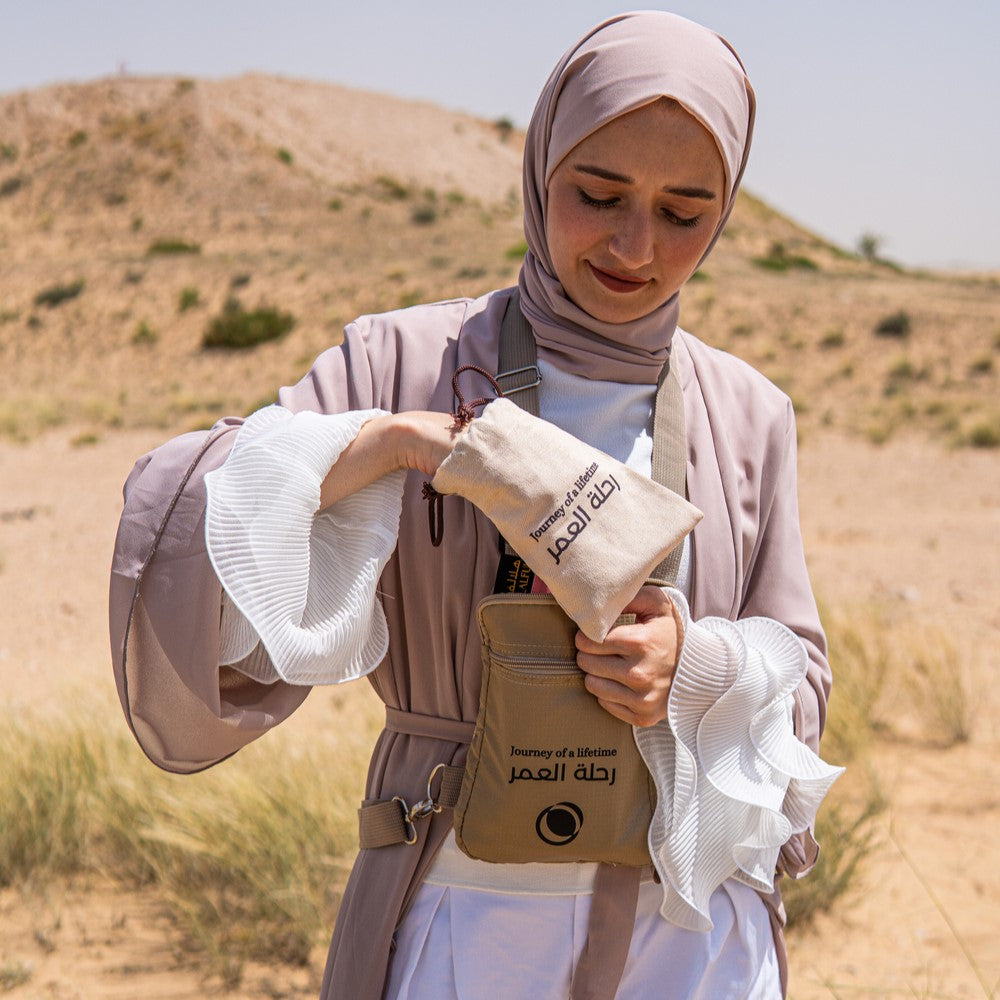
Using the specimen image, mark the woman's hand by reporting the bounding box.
[575,586,684,727]
[319,411,464,509]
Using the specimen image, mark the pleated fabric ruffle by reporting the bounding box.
[634,589,844,931]
[204,405,405,685]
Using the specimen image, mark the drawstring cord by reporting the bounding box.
[422,365,504,547]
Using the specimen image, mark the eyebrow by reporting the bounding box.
[573,164,717,201]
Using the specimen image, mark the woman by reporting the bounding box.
[110,11,838,999]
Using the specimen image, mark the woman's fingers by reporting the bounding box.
[575,586,682,727]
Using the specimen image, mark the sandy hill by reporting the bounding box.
[0,73,523,214]
[1,73,996,448]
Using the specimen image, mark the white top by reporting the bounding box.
[204,361,841,937]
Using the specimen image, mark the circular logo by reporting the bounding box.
[535,802,584,846]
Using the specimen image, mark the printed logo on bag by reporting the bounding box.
[535,802,584,846]
[527,461,622,566]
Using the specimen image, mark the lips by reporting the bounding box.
[587,263,650,294]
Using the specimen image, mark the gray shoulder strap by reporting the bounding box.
[497,289,687,586]
[496,292,541,417]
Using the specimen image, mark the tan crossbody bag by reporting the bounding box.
[451,294,688,867]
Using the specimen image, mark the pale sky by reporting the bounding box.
[1,1,996,271]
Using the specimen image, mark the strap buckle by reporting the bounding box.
[495,364,541,397]
[391,763,447,846]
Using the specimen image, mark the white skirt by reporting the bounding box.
[386,843,781,1000]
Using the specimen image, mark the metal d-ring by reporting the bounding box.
[392,764,447,846]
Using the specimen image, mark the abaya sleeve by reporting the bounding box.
[109,318,387,773]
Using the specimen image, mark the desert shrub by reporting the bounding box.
[68,129,89,148]
[411,202,437,225]
[34,279,84,308]
[494,116,515,142]
[505,240,528,260]
[0,142,17,161]
[276,147,294,165]
[146,238,201,256]
[0,175,26,197]
[856,231,883,262]
[0,960,32,990]
[968,356,993,376]
[874,310,911,338]
[963,421,1000,449]
[229,272,252,289]
[0,309,19,325]
[131,320,157,345]
[374,174,409,200]
[178,286,200,312]
[327,197,343,211]
[783,791,885,929]
[202,299,295,350]
[0,714,371,981]
[752,242,819,273]
[819,328,845,349]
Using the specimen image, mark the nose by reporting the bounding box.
[607,209,654,270]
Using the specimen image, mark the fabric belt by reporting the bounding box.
[384,705,475,744]
[358,708,469,851]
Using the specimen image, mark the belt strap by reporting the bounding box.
[358,708,470,850]
[570,864,642,1000]
[384,705,475,743]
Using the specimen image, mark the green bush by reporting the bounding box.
[411,202,437,225]
[0,175,25,198]
[34,279,85,308]
[202,299,295,350]
[964,421,1000,449]
[505,240,528,260]
[873,310,911,338]
[178,286,200,312]
[752,242,819,273]
[494,116,515,142]
[146,238,201,256]
[276,147,294,165]
[374,175,409,200]
[68,129,89,148]
[132,320,157,345]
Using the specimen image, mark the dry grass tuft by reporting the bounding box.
[782,599,972,929]
[0,712,375,984]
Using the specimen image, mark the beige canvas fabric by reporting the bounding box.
[454,592,656,866]
[431,397,701,640]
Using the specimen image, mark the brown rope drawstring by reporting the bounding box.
[421,482,444,547]
[422,365,504,547]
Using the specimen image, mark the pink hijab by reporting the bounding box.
[518,10,756,384]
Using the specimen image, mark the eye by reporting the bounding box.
[577,188,619,210]
[662,208,701,229]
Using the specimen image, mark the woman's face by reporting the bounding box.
[545,100,726,325]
